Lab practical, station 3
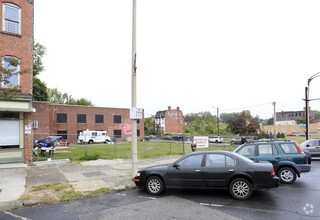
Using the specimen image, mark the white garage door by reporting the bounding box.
[0,119,19,146]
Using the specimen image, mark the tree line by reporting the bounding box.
[144,111,262,137]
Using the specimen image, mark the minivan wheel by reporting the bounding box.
[146,176,164,195]
[278,167,296,184]
[229,178,252,200]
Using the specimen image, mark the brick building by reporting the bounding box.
[276,108,314,123]
[33,102,144,143]
[155,106,184,135]
[0,0,34,164]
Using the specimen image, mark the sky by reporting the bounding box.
[34,0,320,119]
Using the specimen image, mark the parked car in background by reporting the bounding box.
[231,136,254,145]
[300,139,320,156]
[234,140,311,184]
[209,136,224,143]
[145,135,157,141]
[134,150,279,200]
[78,130,110,144]
[172,135,184,141]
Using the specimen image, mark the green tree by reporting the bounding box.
[184,112,231,136]
[144,116,155,135]
[33,42,49,101]
[228,111,260,135]
[296,117,306,124]
[33,42,46,77]
[33,77,48,101]
[220,112,241,123]
[47,88,93,106]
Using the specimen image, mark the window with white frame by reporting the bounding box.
[1,57,20,87]
[2,3,21,34]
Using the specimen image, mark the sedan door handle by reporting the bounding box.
[195,170,201,172]
[228,169,235,173]
[275,157,281,160]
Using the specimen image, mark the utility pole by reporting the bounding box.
[217,107,220,136]
[131,0,138,178]
[273,102,276,139]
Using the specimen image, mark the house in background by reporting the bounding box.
[0,0,34,164]
[33,101,145,143]
[155,106,184,135]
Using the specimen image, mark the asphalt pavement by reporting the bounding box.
[0,156,180,211]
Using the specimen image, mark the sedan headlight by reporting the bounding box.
[136,172,140,177]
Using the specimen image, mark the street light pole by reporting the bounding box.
[131,0,138,178]
[306,72,320,140]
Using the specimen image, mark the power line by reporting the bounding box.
[221,102,273,112]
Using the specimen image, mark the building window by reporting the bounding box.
[114,115,121,124]
[137,119,140,124]
[137,129,140,137]
[77,114,86,123]
[114,130,121,138]
[2,3,21,34]
[95,115,104,124]
[57,113,67,123]
[33,120,38,129]
[57,130,68,140]
[1,57,20,87]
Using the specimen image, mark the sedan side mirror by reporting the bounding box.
[173,163,180,170]
[306,144,310,147]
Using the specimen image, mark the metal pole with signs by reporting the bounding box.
[131,0,138,178]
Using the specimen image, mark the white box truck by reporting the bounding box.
[78,130,111,144]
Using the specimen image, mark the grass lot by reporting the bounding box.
[34,141,238,163]
[33,136,311,163]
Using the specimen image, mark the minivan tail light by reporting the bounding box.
[271,168,275,176]
[295,143,304,153]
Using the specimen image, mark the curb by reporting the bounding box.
[0,201,23,212]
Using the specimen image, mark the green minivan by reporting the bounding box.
[234,140,311,184]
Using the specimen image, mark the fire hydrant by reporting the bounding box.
[191,143,197,152]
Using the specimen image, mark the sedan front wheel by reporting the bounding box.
[229,178,252,200]
[146,176,164,195]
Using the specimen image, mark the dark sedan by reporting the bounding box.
[133,150,279,200]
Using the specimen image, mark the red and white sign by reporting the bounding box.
[193,136,209,148]
[121,124,132,135]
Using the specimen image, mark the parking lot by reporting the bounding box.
[156,159,320,219]
[4,160,320,220]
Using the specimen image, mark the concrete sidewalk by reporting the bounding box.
[0,156,180,211]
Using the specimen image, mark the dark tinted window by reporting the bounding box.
[114,115,121,124]
[178,154,203,168]
[95,115,104,123]
[57,130,67,140]
[114,130,121,138]
[206,154,235,167]
[77,114,86,123]
[57,113,67,123]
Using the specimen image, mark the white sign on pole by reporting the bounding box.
[193,136,209,148]
[130,108,143,119]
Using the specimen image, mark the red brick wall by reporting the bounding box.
[24,112,33,163]
[0,0,34,163]
[33,102,145,143]
[0,0,33,94]
[165,109,184,134]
